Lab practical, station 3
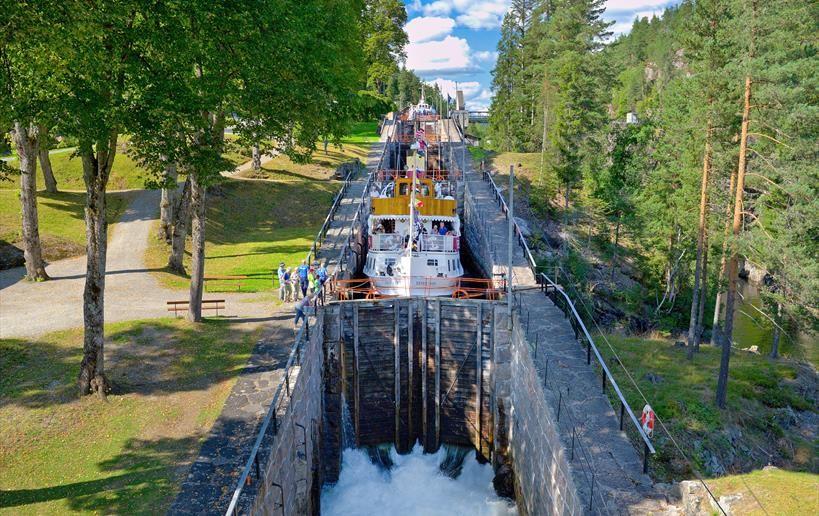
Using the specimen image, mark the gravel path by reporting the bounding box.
[0,189,273,339]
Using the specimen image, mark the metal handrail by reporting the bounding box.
[476,164,655,458]
[224,315,311,515]
[537,273,655,455]
[224,135,390,516]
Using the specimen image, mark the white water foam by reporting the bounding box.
[321,443,518,516]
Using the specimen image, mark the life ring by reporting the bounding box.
[640,404,655,438]
[453,289,468,299]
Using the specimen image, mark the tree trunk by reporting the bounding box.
[770,302,782,358]
[187,171,206,322]
[38,126,58,194]
[168,175,191,273]
[563,182,570,225]
[688,118,712,358]
[695,237,709,350]
[252,143,261,173]
[78,133,117,397]
[711,158,738,345]
[159,163,178,242]
[716,75,752,409]
[12,122,49,281]
[610,215,620,282]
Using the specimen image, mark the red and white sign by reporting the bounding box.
[640,404,655,438]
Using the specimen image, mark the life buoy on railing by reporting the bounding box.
[640,404,655,438]
[452,289,468,299]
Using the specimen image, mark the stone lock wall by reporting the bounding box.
[493,307,583,516]
[244,317,325,516]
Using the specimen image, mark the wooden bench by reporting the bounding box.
[167,299,226,317]
[204,275,248,292]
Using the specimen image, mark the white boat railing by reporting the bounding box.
[419,234,458,252]
[370,233,404,251]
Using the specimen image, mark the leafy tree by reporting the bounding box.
[0,2,64,280]
[362,0,407,94]
[129,0,366,322]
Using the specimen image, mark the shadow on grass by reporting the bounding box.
[0,319,262,410]
[0,436,201,513]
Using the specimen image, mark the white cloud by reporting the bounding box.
[455,1,510,29]
[423,78,494,110]
[424,78,482,100]
[421,0,511,30]
[473,50,498,64]
[405,16,456,43]
[422,0,453,17]
[406,35,476,73]
[604,0,671,13]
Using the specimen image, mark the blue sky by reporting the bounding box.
[403,1,681,110]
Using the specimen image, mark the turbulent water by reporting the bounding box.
[321,444,517,516]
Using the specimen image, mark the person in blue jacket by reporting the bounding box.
[297,259,310,297]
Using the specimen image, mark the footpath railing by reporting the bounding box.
[224,137,389,515]
[477,166,656,474]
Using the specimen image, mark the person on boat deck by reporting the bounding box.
[297,259,310,297]
[294,293,313,327]
[439,224,447,236]
[432,224,438,234]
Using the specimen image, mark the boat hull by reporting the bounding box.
[369,275,460,297]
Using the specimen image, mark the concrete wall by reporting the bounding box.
[243,317,325,516]
[493,307,584,516]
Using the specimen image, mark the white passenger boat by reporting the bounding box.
[363,97,464,297]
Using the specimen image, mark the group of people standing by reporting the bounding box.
[277,259,328,327]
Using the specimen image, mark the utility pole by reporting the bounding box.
[507,164,514,327]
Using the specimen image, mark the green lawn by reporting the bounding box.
[0,190,132,261]
[235,120,378,181]
[0,319,260,515]
[146,178,337,292]
[0,149,148,192]
[597,335,816,483]
[706,467,818,515]
[149,121,378,292]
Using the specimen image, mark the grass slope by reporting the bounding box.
[0,319,259,515]
[146,179,337,292]
[598,335,816,483]
[0,190,131,262]
[0,150,147,192]
[148,121,378,293]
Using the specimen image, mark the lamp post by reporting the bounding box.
[507,164,514,327]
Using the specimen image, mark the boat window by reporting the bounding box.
[447,260,451,272]
[386,258,396,266]
[427,259,438,267]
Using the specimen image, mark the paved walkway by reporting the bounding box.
[169,140,385,514]
[459,141,670,513]
[0,189,273,339]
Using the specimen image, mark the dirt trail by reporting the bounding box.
[0,189,273,339]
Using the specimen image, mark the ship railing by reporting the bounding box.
[419,234,458,252]
[377,169,452,182]
[329,276,505,301]
[370,233,404,251]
